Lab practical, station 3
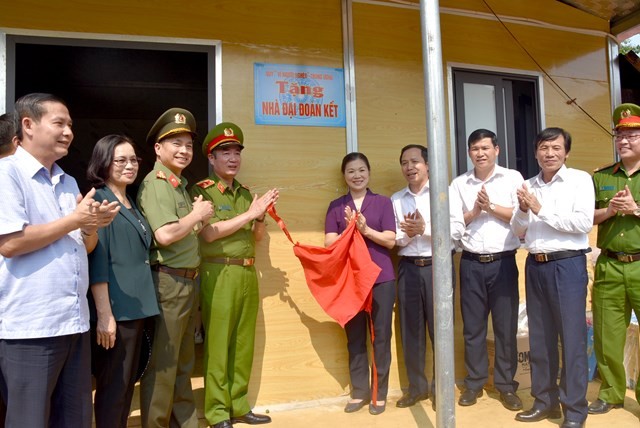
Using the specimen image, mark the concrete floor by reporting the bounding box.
[119,346,640,428]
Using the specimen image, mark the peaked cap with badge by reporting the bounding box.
[146,108,197,145]
[613,103,640,130]
[202,122,244,156]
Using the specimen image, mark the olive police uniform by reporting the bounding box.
[191,122,263,426]
[137,108,200,428]
[592,103,640,407]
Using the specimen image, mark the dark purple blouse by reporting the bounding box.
[324,189,396,284]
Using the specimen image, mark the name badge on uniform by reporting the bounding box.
[218,205,232,211]
[600,186,615,191]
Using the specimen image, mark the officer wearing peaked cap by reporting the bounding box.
[137,108,214,428]
[190,122,279,428]
[589,103,640,415]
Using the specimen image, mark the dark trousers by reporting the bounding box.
[92,319,145,428]
[0,332,92,428]
[345,280,396,401]
[460,254,519,392]
[525,254,588,423]
[397,257,454,397]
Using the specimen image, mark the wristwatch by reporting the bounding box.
[633,207,640,217]
[489,203,496,212]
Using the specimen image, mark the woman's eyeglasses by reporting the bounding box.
[113,157,142,167]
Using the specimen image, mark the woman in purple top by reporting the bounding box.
[324,152,396,416]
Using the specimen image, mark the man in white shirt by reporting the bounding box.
[511,128,594,428]
[450,129,524,411]
[391,144,464,410]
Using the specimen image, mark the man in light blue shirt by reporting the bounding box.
[0,93,119,428]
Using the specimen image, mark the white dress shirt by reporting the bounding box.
[391,181,465,257]
[510,165,594,253]
[450,164,524,253]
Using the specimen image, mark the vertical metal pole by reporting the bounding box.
[342,0,358,153]
[419,1,455,427]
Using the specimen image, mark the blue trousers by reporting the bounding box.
[525,254,588,423]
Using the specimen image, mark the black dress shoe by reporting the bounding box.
[499,391,523,411]
[458,388,483,406]
[515,406,562,422]
[211,421,232,428]
[369,401,386,415]
[396,392,429,408]
[344,399,368,413]
[587,398,623,415]
[561,420,584,428]
[231,411,272,425]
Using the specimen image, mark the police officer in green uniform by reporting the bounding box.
[137,108,214,428]
[191,122,279,428]
[589,103,640,415]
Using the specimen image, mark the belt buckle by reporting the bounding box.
[619,254,633,263]
[414,259,426,267]
[478,254,493,263]
[534,253,548,263]
[243,258,255,267]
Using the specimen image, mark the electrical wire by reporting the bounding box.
[481,0,613,136]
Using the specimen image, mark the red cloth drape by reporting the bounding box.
[267,205,381,400]
[267,205,381,326]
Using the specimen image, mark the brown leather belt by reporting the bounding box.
[605,250,640,263]
[462,250,517,263]
[152,264,199,279]
[204,257,255,267]
[529,249,589,263]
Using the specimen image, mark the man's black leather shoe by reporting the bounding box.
[499,391,523,411]
[211,421,232,428]
[561,420,584,428]
[515,406,562,422]
[231,411,272,424]
[396,392,429,408]
[458,388,483,406]
[587,398,623,414]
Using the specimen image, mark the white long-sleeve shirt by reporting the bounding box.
[450,164,524,253]
[510,165,594,253]
[391,181,465,257]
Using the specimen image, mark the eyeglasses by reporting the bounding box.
[614,134,640,143]
[113,157,142,167]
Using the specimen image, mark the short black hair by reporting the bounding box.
[399,144,428,164]
[467,129,497,149]
[0,113,17,156]
[87,134,136,188]
[341,152,370,174]
[14,93,67,141]
[534,127,571,153]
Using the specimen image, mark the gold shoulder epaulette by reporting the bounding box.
[196,179,216,189]
[155,170,167,180]
[593,162,619,173]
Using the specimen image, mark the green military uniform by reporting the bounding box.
[190,174,259,426]
[593,161,640,405]
[137,107,200,428]
[592,102,640,407]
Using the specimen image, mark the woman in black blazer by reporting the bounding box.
[87,135,160,428]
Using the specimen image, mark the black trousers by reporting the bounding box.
[460,254,519,392]
[397,257,455,397]
[92,318,145,428]
[345,280,396,401]
[0,332,92,428]
[525,255,588,423]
